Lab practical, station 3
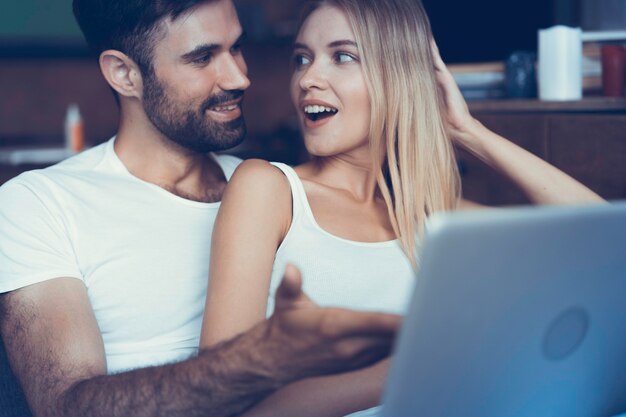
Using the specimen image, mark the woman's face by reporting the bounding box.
[290,5,371,160]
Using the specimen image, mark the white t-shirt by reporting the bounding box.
[266,163,416,317]
[0,138,241,374]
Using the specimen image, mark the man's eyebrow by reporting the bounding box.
[181,44,220,62]
[180,31,248,62]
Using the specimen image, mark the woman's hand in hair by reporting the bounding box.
[431,39,486,154]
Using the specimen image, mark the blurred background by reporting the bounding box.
[1,0,625,204]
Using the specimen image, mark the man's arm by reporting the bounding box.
[1,268,399,417]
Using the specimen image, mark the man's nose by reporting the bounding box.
[218,55,251,92]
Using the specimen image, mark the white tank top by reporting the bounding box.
[266,163,416,316]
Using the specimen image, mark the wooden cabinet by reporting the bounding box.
[549,115,626,199]
[460,98,626,205]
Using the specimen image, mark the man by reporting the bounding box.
[0,1,400,416]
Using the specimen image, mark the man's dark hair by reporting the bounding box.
[72,0,209,73]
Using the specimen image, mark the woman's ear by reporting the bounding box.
[99,50,144,99]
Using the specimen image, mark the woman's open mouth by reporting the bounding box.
[304,105,338,122]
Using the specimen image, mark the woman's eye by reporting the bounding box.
[294,54,311,67]
[336,53,356,63]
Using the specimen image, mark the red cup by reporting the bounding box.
[601,45,626,97]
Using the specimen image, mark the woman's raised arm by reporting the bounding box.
[431,40,604,206]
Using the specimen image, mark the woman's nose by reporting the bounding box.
[299,61,328,91]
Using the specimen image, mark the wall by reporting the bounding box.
[581,0,626,30]
[0,1,82,39]
[0,42,304,184]
[0,2,311,185]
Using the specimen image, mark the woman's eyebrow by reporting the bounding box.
[293,42,309,50]
[327,40,357,48]
[293,40,357,50]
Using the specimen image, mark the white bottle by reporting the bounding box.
[64,104,84,152]
[538,26,583,101]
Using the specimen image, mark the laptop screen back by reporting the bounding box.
[381,203,626,417]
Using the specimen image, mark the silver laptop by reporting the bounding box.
[381,202,626,417]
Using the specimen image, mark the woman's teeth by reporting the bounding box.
[304,105,338,121]
[304,105,338,114]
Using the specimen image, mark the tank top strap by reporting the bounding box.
[270,162,312,223]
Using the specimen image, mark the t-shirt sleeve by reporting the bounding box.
[213,153,243,181]
[0,178,83,293]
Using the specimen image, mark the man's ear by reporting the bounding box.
[99,50,144,99]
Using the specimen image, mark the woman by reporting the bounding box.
[202,0,603,415]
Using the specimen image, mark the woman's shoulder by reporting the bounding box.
[226,158,292,201]
[231,158,289,184]
[222,159,293,237]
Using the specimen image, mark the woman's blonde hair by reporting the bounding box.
[298,0,461,266]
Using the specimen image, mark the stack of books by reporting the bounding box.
[449,62,505,100]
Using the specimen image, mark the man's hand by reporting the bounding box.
[260,265,401,383]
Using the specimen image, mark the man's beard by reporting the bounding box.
[142,71,247,154]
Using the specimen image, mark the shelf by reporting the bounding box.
[0,148,75,166]
[468,97,626,114]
